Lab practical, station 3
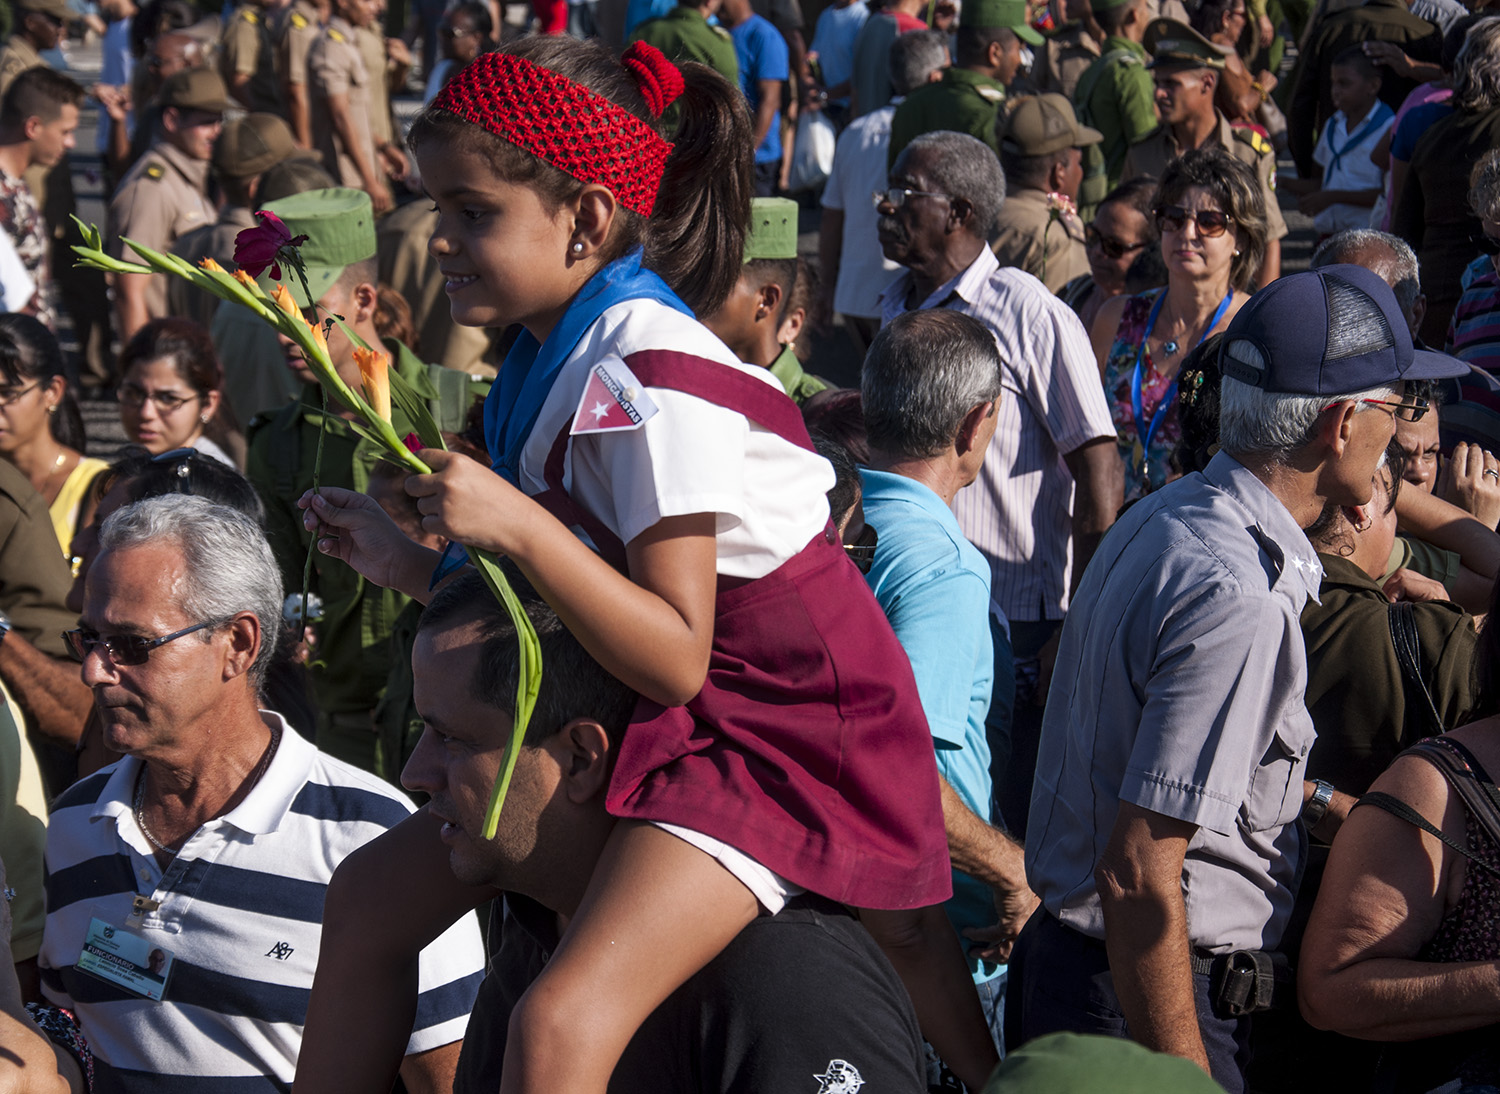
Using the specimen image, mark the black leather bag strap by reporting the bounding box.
[1355,737,1500,879]
[1387,601,1445,735]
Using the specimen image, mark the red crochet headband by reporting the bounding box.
[430,42,685,217]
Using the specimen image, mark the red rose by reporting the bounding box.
[233,211,307,281]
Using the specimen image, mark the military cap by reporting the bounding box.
[744,197,799,262]
[258,188,377,305]
[1000,93,1103,156]
[1145,18,1230,69]
[983,1033,1228,1094]
[157,67,231,113]
[961,0,1044,46]
[17,0,71,21]
[214,113,315,179]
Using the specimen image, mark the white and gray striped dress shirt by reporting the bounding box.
[881,248,1115,622]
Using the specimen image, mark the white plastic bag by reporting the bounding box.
[786,110,837,193]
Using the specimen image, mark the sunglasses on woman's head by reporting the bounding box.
[1154,205,1234,238]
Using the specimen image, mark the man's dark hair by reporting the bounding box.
[1331,43,1381,83]
[419,568,638,746]
[1101,174,1161,239]
[999,145,1070,192]
[955,25,1016,69]
[0,66,85,130]
[1096,0,1141,37]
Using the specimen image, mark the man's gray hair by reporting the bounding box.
[1310,229,1422,320]
[901,131,1007,238]
[862,310,1004,458]
[99,495,283,688]
[890,30,949,96]
[1219,367,1395,461]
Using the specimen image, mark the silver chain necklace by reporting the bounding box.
[133,727,282,856]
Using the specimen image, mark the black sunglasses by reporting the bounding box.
[1084,225,1148,260]
[844,523,877,574]
[151,446,200,494]
[62,619,225,666]
[1155,205,1234,238]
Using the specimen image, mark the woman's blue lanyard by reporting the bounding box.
[1130,287,1233,470]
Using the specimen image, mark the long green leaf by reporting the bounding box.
[388,367,444,451]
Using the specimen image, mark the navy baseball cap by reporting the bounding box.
[1220,265,1468,396]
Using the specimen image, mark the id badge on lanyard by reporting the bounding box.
[75,916,175,1001]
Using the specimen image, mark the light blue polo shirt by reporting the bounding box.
[860,468,999,984]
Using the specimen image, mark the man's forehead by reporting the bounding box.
[82,543,187,623]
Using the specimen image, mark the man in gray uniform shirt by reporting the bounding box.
[1008,265,1469,1093]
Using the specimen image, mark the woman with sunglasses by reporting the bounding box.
[1059,176,1158,335]
[0,315,107,562]
[1090,147,1266,497]
[116,317,238,467]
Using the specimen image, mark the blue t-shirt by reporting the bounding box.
[809,0,869,99]
[1391,100,1454,161]
[624,0,676,33]
[730,13,790,164]
[860,468,1002,985]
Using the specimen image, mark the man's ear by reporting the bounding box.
[22,115,43,143]
[755,281,783,324]
[557,718,612,803]
[222,612,261,682]
[956,399,994,455]
[948,195,977,233]
[161,106,181,135]
[349,279,379,325]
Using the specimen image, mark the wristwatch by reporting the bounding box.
[1302,779,1335,828]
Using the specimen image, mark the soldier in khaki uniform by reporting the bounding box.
[309,0,390,213]
[993,93,1099,292]
[1034,0,1102,100]
[245,189,483,776]
[628,0,739,87]
[355,22,409,190]
[0,0,67,98]
[106,68,225,343]
[889,0,1041,164]
[1122,19,1285,286]
[278,0,326,148]
[221,0,284,113]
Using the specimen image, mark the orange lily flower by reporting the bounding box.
[354,345,391,422]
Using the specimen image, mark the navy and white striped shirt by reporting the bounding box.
[881,249,1115,622]
[39,714,485,1093]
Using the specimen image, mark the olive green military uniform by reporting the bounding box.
[1122,111,1288,242]
[1301,553,1480,796]
[308,15,375,190]
[0,459,74,661]
[1072,35,1156,192]
[628,5,738,87]
[245,346,437,776]
[278,0,322,104]
[889,68,1010,165]
[992,189,1090,292]
[211,301,302,423]
[106,140,216,320]
[221,3,284,113]
[0,34,42,98]
[1034,21,1100,100]
[376,200,495,377]
[768,344,831,405]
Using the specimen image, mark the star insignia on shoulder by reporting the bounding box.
[241,8,260,23]
[291,12,308,27]
[328,26,345,41]
[144,163,164,180]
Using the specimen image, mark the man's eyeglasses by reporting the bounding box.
[117,383,201,413]
[0,381,40,408]
[872,188,952,209]
[1154,205,1234,238]
[62,619,226,666]
[1084,225,1147,260]
[440,25,475,37]
[844,523,877,574]
[1321,396,1430,422]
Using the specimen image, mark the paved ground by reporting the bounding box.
[51,33,1320,443]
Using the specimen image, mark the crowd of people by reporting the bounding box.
[1,0,1500,1090]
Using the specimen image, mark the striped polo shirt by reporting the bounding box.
[1446,254,1500,376]
[38,714,485,1093]
[881,248,1115,623]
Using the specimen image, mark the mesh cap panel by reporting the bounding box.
[1324,278,1395,361]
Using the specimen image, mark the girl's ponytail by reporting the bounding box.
[643,61,753,319]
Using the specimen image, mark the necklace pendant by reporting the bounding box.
[1163,340,1180,357]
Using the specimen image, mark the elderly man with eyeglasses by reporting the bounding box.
[36,494,485,1092]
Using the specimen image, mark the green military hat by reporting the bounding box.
[157,68,232,113]
[1000,93,1103,155]
[744,197,799,262]
[18,0,71,20]
[258,188,377,306]
[1145,18,1230,69]
[960,0,1044,46]
[982,1033,1228,1094]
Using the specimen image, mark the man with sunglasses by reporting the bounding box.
[858,309,1036,1067]
[1009,267,1471,1092]
[38,494,484,1091]
[0,0,68,100]
[1122,19,1286,287]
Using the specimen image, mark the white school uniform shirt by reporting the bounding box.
[511,298,835,580]
[1312,101,1395,235]
[38,714,485,1092]
[820,103,905,320]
